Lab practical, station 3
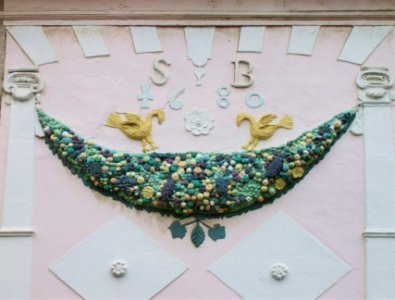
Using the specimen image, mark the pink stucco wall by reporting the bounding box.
[1,22,395,299]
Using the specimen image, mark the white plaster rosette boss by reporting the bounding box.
[185,111,214,136]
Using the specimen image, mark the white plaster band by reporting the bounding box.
[362,102,392,107]
[363,229,395,238]
[8,67,39,73]
[0,228,35,237]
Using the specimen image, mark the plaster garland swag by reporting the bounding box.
[37,108,355,247]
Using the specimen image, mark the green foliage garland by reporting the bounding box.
[37,108,355,246]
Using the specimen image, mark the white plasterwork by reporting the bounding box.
[185,111,214,136]
[73,26,109,58]
[366,239,395,299]
[338,26,393,64]
[2,68,43,227]
[356,67,395,299]
[0,237,33,299]
[110,260,127,278]
[238,26,265,53]
[7,26,57,65]
[350,109,364,135]
[0,68,43,300]
[0,228,34,237]
[130,26,162,53]
[169,88,185,110]
[50,216,187,300]
[209,211,350,300]
[357,67,395,228]
[287,26,320,56]
[364,229,395,238]
[271,263,288,281]
[185,27,215,67]
[149,58,171,86]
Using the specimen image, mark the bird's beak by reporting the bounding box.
[236,115,243,127]
[158,112,165,124]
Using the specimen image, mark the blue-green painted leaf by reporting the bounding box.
[208,224,226,241]
[169,221,187,239]
[191,223,205,248]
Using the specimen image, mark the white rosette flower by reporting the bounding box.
[111,260,127,278]
[185,111,214,136]
[271,263,288,281]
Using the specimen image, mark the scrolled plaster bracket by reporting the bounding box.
[352,67,395,135]
[3,67,44,104]
[356,66,394,105]
[3,68,45,138]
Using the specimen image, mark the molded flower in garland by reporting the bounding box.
[185,111,214,136]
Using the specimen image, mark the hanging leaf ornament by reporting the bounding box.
[191,223,205,248]
[169,221,187,239]
[208,224,226,241]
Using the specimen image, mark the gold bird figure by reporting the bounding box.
[106,109,165,153]
[236,113,293,150]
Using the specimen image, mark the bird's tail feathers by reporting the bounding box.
[106,113,122,128]
[278,114,293,129]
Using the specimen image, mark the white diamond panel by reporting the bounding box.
[209,211,351,300]
[50,216,187,300]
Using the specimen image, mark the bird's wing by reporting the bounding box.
[258,114,277,127]
[123,113,143,126]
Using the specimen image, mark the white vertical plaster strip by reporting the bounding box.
[238,26,265,53]
[7,26,57,65]
[366,239,395,299]
[364,106,395,300]
[130,26,162,53]
[358,67,395,299]
[72,26,109,58]
[338,26,393,64]
[288,26,320,56]
[2,98,35,227]
[0,238,33,299]
[364,106,395,229]
[1,69,43,300]
[185,27,215,67]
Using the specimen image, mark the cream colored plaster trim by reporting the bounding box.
[1,10,395,26]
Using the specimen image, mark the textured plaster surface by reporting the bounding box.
[0,25,394,299]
